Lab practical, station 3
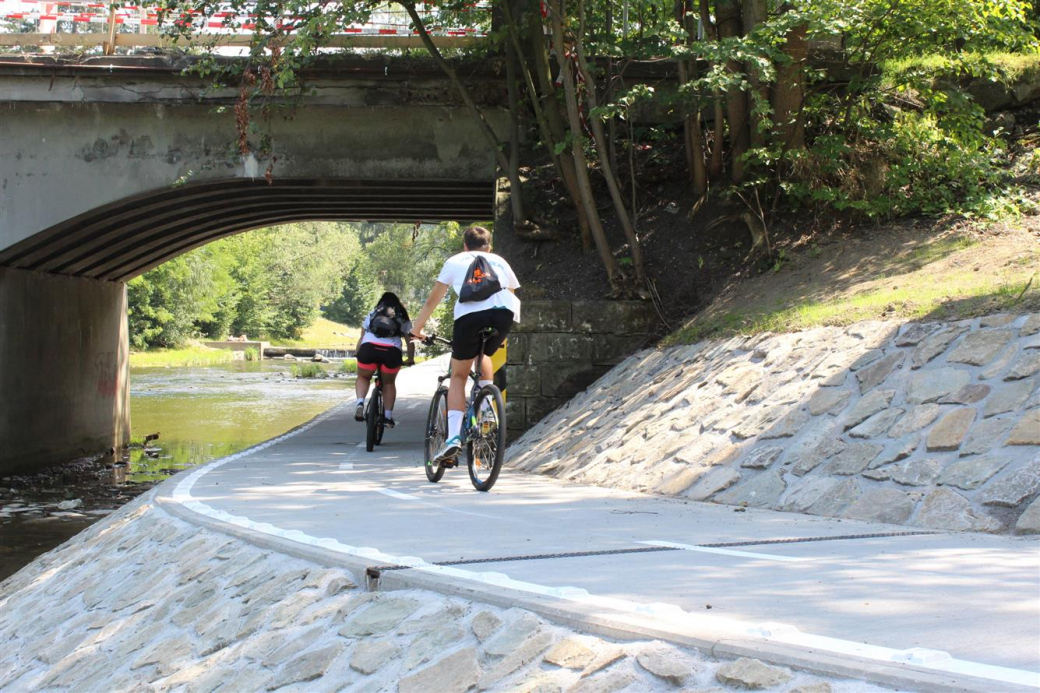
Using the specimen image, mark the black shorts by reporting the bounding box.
[452,309,514,361]
[356,342,403,373]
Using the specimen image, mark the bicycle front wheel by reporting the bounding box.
[467,385,506,492]
[424,387,448,482]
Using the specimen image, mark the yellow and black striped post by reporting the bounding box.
[490,340,507,400]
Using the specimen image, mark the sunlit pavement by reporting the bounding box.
[163,357,1040,691]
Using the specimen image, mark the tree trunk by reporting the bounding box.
[677,0,707,195]
[715,0,749,184]
[742,0,770,148]
[772,21,808,152]
[547,0,621,289]
[504,13,526,226]
[523,4,594,250]
[573,0,646,286]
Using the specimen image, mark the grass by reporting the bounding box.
[269,317,358,348]
[337,359,358,374]
[290,362,329,378]
[130,345,235,368]
[883,52,1040,84]
[664,226,1040,346]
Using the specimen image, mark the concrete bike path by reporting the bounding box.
[159,357,1040,692]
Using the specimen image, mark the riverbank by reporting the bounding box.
[0,360,354,581]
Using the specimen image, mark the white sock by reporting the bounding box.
[384,409,393,419]
[448,410,464,440]
[356,398,364,406]
[479,380,493,389]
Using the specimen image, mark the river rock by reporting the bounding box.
[938,455,1010,490]
[947,330,1015,366]
[716,657,792,690]
[843,488,915,524]
[926,409,976,452]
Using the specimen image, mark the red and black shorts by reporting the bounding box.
[451,308,514,361]
[356,342,403,374]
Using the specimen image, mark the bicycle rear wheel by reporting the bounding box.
[365,388,381,452]
[467,385,506,492]
[374,388,385,446]
[424,387,448,482]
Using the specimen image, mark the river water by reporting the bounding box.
[0,361,354,581]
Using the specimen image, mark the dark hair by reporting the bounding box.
[374,292,410,323]
[463,225,492,251]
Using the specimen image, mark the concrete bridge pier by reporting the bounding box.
[0,267,130,474]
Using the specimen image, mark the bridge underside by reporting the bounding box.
[0,178,495,281]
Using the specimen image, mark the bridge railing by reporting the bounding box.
[0,1,491,53]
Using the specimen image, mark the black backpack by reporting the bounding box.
[459,254,503,303]
[368,304,403,338]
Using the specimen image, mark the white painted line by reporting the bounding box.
[640,540,812,563]
[169,400,1040,691]
[376,487,501,519]
[339,462,354,471]
[355,442,366,449]
[378,488,417,501]
[406,401,422,410]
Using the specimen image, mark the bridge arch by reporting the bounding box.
[0,55,507,472]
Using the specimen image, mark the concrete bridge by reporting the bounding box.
[0,55,510,473]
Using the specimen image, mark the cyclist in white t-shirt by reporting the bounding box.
[411,226,520,463]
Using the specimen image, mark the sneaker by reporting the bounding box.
[434,436,462,463]
[384,417,396,429]
[354,402,365,422]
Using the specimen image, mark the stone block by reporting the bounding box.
[822,442,883,476]
[844,389,896,429]
[960,418,1013,456]
[856,352,905,393]
[507,365,541,397]
[739,446,784,469]
[506,397,526,431]
[505,334,529,365]
[912,327,968,369]
[716,657,792,690]
[542,363,611,398]
[1006,409,1040,446]
[979,457,1040,507]
[526,334,593,363]
[808,388,852,416]
[939,384,990,405]
[1014,496,1040,534]
[844,488,915,525]
[572,300,655,334]
[780,477,841,513]
[926,409,976,452]
[1006,352,1040,380]
[808,478,862,516]
[947,330,1015,366]
[849,408,903,439]
[636,650,694,686]
[399,647,480,693]
[714,470,786,508]
[890,458,942,486]
[915,488,1003,532]
[888,405,940,438]
[685,467,741,502]
[1022,314,1040,336]
[895,323,940,347]
[592,335,650,366]
[526,397,569,425]
[351,641,400,675]
[938,455,1010,490]
[512,301,571,333]
[907,368,971,404]
[544,638,596,669]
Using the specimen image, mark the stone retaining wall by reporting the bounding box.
[508,313,1040,534]
[0,493,879,693]
[506,301,656,433]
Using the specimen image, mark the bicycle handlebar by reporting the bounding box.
[410,332,452,348]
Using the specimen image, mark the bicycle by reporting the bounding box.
[419,329,506,492]
[363,368,386,452]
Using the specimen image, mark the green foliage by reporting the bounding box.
[324,256,380,327]
[244,346,260,361]
[290,362,327,378]
[337,359,358,374]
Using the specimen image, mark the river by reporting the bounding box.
[0,361,354,581]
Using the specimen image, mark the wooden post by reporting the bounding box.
[103,4,117,55]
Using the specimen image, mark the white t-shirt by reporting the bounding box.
[361,311,412,350]
[437,251,521,322]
